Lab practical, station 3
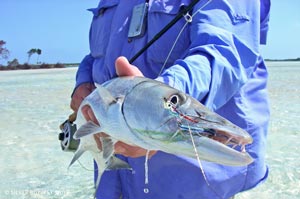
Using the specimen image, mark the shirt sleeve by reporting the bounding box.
[75,54,95,88]
[260,0,271,45]
[157,0,263,111]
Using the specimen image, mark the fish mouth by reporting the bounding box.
[164,98,253,155]
[171,111,254,166]
[195,128,252,152]
[179,123,252,151]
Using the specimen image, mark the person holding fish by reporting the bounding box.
[70,0,271,198]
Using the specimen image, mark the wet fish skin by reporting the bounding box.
[70,76,253,189]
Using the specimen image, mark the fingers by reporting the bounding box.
[81,105,99,125]
[115,56,144,77]
[81,105,103,150]
[93,134,103,151]
[70,83,95,112]
[114,57,152,157]
[72,58,148,158]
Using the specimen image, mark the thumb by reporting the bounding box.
[115,56,144,77]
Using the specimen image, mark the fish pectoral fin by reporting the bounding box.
[95,83,117,107]
[68,148,85,169]
[105,156,132,170]
[74,121,102,139]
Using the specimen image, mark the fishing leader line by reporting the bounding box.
[129,0,212,66]
[131,1,221,197]
[187,124,225,199]
[129,0,202,64]
[144,149,150,194]
[158,0,212,77]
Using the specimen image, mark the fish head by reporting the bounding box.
[169,93,253,148]
[123,78,253,166]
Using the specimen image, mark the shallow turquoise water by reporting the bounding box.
[237,62,300,199]
[0,62,299,199]
[0,68,95,199]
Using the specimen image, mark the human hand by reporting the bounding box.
[80,56,156,158]
[82,104,156,158]
[114,56,156,157]
[115,56,144,77]
[70,83,96,112]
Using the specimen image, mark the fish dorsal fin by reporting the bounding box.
[68,148,85,169]
[74,121,101,139]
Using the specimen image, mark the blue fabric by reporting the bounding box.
[75,0,271,198]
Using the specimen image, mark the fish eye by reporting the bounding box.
[169,94,180,106]
[164,93,186,110]
[170,95,178,105]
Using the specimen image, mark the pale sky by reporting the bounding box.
[0,0,299,65]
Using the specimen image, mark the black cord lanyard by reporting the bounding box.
[129,0,201,64]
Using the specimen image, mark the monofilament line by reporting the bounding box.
[187,125,209,185]
[77,159,94,171]
[187,125,224,199]
[144,150,150,194]
[158,0,212,76]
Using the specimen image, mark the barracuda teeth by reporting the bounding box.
[241,145,246,153]
[239,140,244,146]
[224,137,233,145]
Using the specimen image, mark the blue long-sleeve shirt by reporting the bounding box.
[75,0,271,198]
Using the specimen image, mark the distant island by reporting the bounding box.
[1,40,299,71]
[1,58,300,71]
[0,63,79,71]
[265,58,300,62]
[1,40,80,71]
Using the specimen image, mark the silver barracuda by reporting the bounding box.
[70,76,253,188]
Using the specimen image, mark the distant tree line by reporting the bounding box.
[0,62,65,71]
[0,40,65,70]
[265,58,300,62]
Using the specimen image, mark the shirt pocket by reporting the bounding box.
[147,1,191,65]
[88,0,119,58]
